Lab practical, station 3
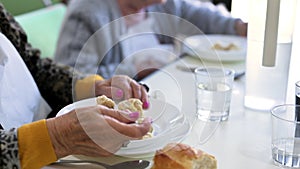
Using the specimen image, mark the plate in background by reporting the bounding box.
[183,34,247,62]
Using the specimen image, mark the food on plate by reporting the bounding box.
[96,96,153,139]
[118,98,154,139]
[96,95,115,108]
[96,96,143,118]
[211,42,238,51]
[151,143,217,169]
[142,126,154,139]
[118,98,144,120]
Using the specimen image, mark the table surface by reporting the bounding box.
[44,55,293,169]
[43,3,300,168]
[44,25,300,168]
[142,56,277,169]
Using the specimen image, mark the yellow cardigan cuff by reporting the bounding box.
[75,74,103,100]
[18,120,56,169]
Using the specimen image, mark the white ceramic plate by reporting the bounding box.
[56,98,184,134]
[56,98,191,156]
[183,34,247,62]
[119,100,185,150]
[56,98,97,116]
[116,118,190,157]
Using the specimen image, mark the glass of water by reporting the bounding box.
[194,67,234,121]
[271,104,300,168]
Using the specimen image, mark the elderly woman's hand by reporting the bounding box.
[46,105,152,159]
[95,75,149,109]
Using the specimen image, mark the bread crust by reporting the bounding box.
[151,143,217,169]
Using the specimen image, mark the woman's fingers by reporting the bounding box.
[130,80,142,99]
[130,81,149,109]
[104,116,152,139]
[98,105,140,123]
[95,80,124,100]
[110,76,132,99]
[95,75,150,108]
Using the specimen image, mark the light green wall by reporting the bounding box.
[15,3,66,58]
[0,0,61,15]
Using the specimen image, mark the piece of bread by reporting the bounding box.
[117,98,153,139]
[96,96,153,139]
[96,95,115,109]
[151,143,217,169]
[96,96,143,119]
[117,98,143,118]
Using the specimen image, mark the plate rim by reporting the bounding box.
[115,117,191,156]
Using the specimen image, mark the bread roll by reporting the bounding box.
[96,95,115,109]
[151,143,217,169]
[117,98,143,118]
[96,96,153,139]
[96,96,143,119]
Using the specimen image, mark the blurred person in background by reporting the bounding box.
[54,0,247,80]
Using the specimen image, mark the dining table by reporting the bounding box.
[43,26,300,168]
[42,50,295,169]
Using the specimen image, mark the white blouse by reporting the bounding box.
[0,33,51,129]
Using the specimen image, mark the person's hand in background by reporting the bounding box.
[235,19,247,37]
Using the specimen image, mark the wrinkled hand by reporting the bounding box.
[95,75,149,108]
[46,105,152,159]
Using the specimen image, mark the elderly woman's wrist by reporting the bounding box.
[46,117,72,158]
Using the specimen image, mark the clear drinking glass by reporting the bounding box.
[194,67,234,121]
[271,104,300,168]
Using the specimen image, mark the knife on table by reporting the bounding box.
[54,159,150,169]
